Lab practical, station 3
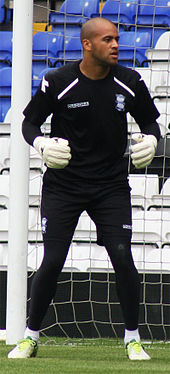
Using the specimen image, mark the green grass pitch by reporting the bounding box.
[1,338,170,374]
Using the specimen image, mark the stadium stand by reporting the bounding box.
[131,0,170,47]
[131,245,170,272]
[93,0,139,31]
[57,33,83,64]
[118,30,151,67]
[135,67,169,97]
[0,134,44,173]
[145,31,170,69]
[32,31,64,76]
[0,0,12,25]
[0,31,12,68]
[154,98,170,136]
[0,137,10,174]
[48,0,100,34]
[0,66,11,122]
[0,173,42,209]
[131,210,167,245]
[128,174,159,211]
[151,177,170,211]
[0,0,170,343]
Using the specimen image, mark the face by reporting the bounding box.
[85,22,119,66]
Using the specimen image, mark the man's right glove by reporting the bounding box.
[33,136,71,169]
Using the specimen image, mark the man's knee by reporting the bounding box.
[104,236,134,270]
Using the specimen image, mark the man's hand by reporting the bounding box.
[130,133,157,169]
[33,136,71,169]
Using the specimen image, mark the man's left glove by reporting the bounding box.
[130,133,157,169]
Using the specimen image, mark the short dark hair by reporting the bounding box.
[80,17,117,43]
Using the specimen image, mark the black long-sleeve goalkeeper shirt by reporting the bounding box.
[22,61,160,184]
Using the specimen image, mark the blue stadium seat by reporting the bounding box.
[138,0,170,24]
[50,0,100,23]
[57,34,83,64]
[0,67,11,122]
[49,17,82,37]
[0,0,5,23]
[0,0,12,24]
[32,32,64,77]
[133,0,170,46]
[49,0,100,34]
[118,31,152,67]
[99,0,139,31]
[0,31,12,68]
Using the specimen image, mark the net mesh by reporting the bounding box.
[30,0,170,341]
[0,0,170,341]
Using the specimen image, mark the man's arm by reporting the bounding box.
[129,78,161,140]
[22,74,71,169]
[129,77,161,169]
[22,118,43,146]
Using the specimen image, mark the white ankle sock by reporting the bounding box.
[124,328,140,345]
[24,327,39,342]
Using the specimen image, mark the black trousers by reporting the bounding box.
[28,178,140,332]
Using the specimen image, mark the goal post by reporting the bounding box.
[6,0,33,344]
[28,0,170,342]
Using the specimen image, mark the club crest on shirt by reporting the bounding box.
[115,94,125,111]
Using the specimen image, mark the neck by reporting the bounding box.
[79,59,111,80]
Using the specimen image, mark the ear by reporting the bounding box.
[81,38,92,51]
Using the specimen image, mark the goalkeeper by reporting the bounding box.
[8,17,160,360]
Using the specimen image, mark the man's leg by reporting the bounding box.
[8,188,82,358]
[104,235,140,332]
[27,238,72,331]
[87,182,150,360]
[104,235,150,360]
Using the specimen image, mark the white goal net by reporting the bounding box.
[0,0,170,342]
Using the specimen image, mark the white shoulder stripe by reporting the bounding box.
[58,78,79,100]
[41,76,49,93]
[114,77,135,97]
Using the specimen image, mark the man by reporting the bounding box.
[8,17,160,360]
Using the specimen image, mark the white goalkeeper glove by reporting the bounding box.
[33,136,71,169]
[130,133,157,169]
